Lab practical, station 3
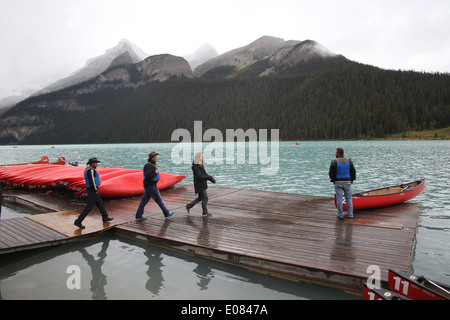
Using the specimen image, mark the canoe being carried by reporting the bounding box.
[335,179,426,211]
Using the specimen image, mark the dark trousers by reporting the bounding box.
[76,190,109,223]
[187,190,209,214]
[136,184,170,218]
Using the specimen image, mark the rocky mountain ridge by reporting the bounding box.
[0,35,347,144]
[3,35,447,145]
[183,43,219,71]
[193,36,300,77]
[33,39,149,96]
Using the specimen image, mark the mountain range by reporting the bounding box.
[1,35,449,144]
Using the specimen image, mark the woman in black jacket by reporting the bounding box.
[186,152,216,216]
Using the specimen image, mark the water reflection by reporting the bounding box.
[194,263,212,291]
[186,216,210,247]
[0,234,357,299]
[331,221,355,267]
[143,248,164,296]
[79,239,109,300]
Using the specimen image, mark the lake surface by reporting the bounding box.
[0,140,449,299]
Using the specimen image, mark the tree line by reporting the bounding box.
[3,57,449,144]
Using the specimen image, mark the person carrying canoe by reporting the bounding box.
[186,152,216,217]
[135,152,174,220]
[74,158,113,229]
[329,148,356,219]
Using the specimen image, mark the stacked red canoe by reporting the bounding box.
[0,159,185,198]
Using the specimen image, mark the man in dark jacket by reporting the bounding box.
[135,152,174,220]
[186,152,216,217]
[74,158,113,229]
[329,148,356,219]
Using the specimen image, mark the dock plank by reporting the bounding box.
[26,211,124,237]
[0,217,68,254]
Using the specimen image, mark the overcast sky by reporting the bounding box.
[1,0,449,100]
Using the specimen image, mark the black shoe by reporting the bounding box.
[186,204,190,214]
[103,217,114,222]
[74,220,85,229]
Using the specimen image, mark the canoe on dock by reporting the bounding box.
[0,163,185,198]
[335,179,426,211]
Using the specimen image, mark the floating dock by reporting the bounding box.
[0,185,420,293]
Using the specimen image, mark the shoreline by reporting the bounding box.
[2,135,450,147]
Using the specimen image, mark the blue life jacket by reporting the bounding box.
[336,161,351,180]
[85,168,101,190]
[143,163,160,182]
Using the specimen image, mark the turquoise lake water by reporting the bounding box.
[0,140,449,299]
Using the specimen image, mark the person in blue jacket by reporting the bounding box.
[135,152,174,220]
[329,148,356,219]
[74,158,113,229]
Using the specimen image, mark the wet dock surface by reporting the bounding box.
[1,185,420,292]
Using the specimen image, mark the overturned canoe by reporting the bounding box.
[0,163,185,198]
[335,179,426,211]
[76,171,185,198]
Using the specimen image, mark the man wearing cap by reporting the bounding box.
[135,152,174,219]
[74,158,113,229]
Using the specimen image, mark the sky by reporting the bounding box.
[0,0,449,101]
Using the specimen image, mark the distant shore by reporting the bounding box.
[383,126,450,140]
[1,127,449,147]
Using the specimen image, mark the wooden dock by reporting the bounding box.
[0,185,420,293]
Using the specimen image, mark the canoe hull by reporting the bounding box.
[363,284,409,300]
[0,163,185,198]
[334,179,426,211]
[77,171,186,198]
[388,269,450,300]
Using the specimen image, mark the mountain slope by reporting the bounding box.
[0,53,193,143]
[184,44,219,71]
[1,35,449,145]
[34,39,148,95]
[193,36,299,77]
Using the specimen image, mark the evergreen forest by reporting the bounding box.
[3,56,450,144]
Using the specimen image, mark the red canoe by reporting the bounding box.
[76,171,186,198]
[0,156,49,167]
[363,284,410,300]
[0,163,185,198]
[388,269,450,300]
[334,179,426,211]
[50,156,66,165]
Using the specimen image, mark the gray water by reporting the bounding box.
[1,140,449,299]
[0,234,355,300]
